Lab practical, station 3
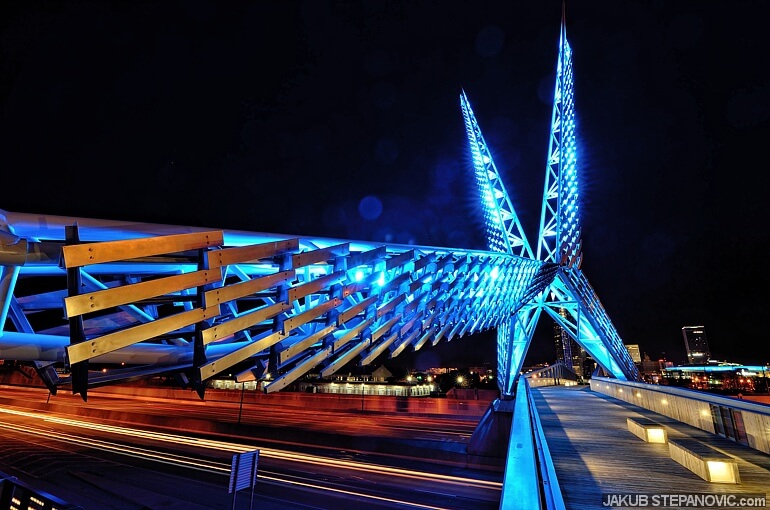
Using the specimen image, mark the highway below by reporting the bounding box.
[0,385,503,509]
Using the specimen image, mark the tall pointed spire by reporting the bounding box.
[460,89,534,258]
[536,4,582,267]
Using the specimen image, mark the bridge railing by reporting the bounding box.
[591,377,770,455]
[500,377,566,510]
[523,361,579,388]
[526,377,566,510]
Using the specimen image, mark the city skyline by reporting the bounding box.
[2,1,768,366]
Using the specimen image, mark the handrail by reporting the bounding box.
[592,376,770,413]
[500,378,541,509]
[591,377,770,456]
[499,377,565,509]
[524,377,566,510]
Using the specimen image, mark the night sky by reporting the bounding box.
[2,1,769,369]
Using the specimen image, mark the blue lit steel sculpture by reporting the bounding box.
[461,7,640,388]
[0,211,555,399]
[536,7,582,268]
[460,88,546,397]
[460,89,533,259]
[458,94,548,395]
[0,6,640,403]
[539,10,639,381]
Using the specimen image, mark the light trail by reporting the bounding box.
[0,419,458,510]
[0,406,502,492]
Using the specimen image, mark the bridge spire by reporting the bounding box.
[460,5,642,389]
[536,6,582,268]
[534,8,639,381]
[460,88,542,397]
[460,89,534,258]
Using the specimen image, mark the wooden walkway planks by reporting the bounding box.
[531,385,770,510]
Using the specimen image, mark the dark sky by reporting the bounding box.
[2,1,769,369]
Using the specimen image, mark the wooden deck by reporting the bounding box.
[531,385,770,510]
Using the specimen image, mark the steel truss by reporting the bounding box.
[0,7,642,404]
[0,210,556,399]
[461,6,640,392]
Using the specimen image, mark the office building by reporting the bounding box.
[553,308,587,375]
[682,325,711,365]
[625,344,642,363]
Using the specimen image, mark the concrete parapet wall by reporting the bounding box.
[591,377,770,455]
[526,377,581,388]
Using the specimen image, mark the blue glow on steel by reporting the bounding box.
[536,17,582,268]
[666,365,770,373]
[460,89,534,258]
[557,43,581,267]
[0,7,648,402]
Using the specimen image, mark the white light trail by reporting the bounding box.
[0,406,501,492]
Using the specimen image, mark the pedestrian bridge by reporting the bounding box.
[509,374,770,509]
[0,8,641,404]
[1,6,765,509]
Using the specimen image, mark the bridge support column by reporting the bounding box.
[467,397,514,458]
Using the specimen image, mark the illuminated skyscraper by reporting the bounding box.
[682,326,711,364]
[625,344,642,364]
[553,307,585,374]
[553,317,569,364]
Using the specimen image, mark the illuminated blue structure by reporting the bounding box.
[535,11,639,384]
[460,89,534,260]
[462,9,639,396]
[0,213,558,399]
[536,10,581,268]
[0,8,638,405]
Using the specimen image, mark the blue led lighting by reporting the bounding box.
[460,89,534,258]
[666,365,770,373]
